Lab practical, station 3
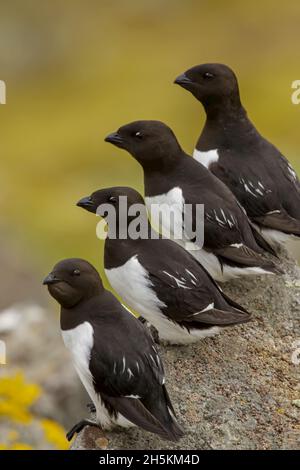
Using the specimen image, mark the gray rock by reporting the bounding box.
[71,248,300,450]
[0,236,88,432]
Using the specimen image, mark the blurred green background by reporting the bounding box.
[1,0,300,291]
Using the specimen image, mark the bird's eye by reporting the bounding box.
[72,269,81,276]
[108,196,117,204]
[134,131,143,139]
[203,72,215,80]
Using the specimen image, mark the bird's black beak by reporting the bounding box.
[43,273,61,285]
[76,196,96,213]
[104,132,125,148]
[174,73,193,87]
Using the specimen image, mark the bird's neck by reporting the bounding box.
[106,214,153,240]
[204,91,246,120]
[104,222,158,270]
[60,295,99,331]
[199,97,257,149]
[144,152,194,198]
[139,149,185,174]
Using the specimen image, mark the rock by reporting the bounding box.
[0,238,46,311]
[0,302,87,430]
[95,437,109,450]
[0,236,88,433]
[70,248,299,449]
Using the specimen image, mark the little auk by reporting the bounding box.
[175,63,300,247]
[104,121,280,281]
[43,258,183,441]
[77,187,251,345]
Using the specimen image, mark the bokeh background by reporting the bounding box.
[0,0,299,449]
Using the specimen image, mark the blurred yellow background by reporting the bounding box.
[0,0,300,450]
[1,0,300,287]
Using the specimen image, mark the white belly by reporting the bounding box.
[254,224,298,246]
[105,256,220,344]
[193,148,219,169]
[61,322,134,429]
[188,245,272,282]
[146,187,205,246]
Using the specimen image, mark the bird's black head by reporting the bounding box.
[77,187,149,240]
[105,120,183,169]
[175,63,240,108]
[43,258,103,308]
[77,186,145,216]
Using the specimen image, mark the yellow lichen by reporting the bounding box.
[9,442,34,450]
[0,372,68,449]
[40,418,69,450]
[0,372,41,423]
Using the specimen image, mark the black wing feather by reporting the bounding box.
[139,238,251,326]
[87,299,182,441]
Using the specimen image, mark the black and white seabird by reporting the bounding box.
[77,187,251,344]
[104,121,280,281]
[175,63,300,247]
[43,258,183,442]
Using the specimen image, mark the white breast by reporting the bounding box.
[193,148,219,169]
[62,322,136,429]
[105,256,220,344]
[61,322,114,428]
[145,187,185,241]
[62,321,95,395]
[105,256,166,320]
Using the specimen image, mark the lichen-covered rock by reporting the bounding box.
[0,239,89,449]
[71,249,300,450]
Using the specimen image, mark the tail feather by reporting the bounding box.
[255,211,300,236]
[157,386,184,441]
[250,222,278,257]
[144,385,184,441]
[104,393,183,442]
[191,307,251,326]
[216,243,282,275]
[165,413,184,441]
